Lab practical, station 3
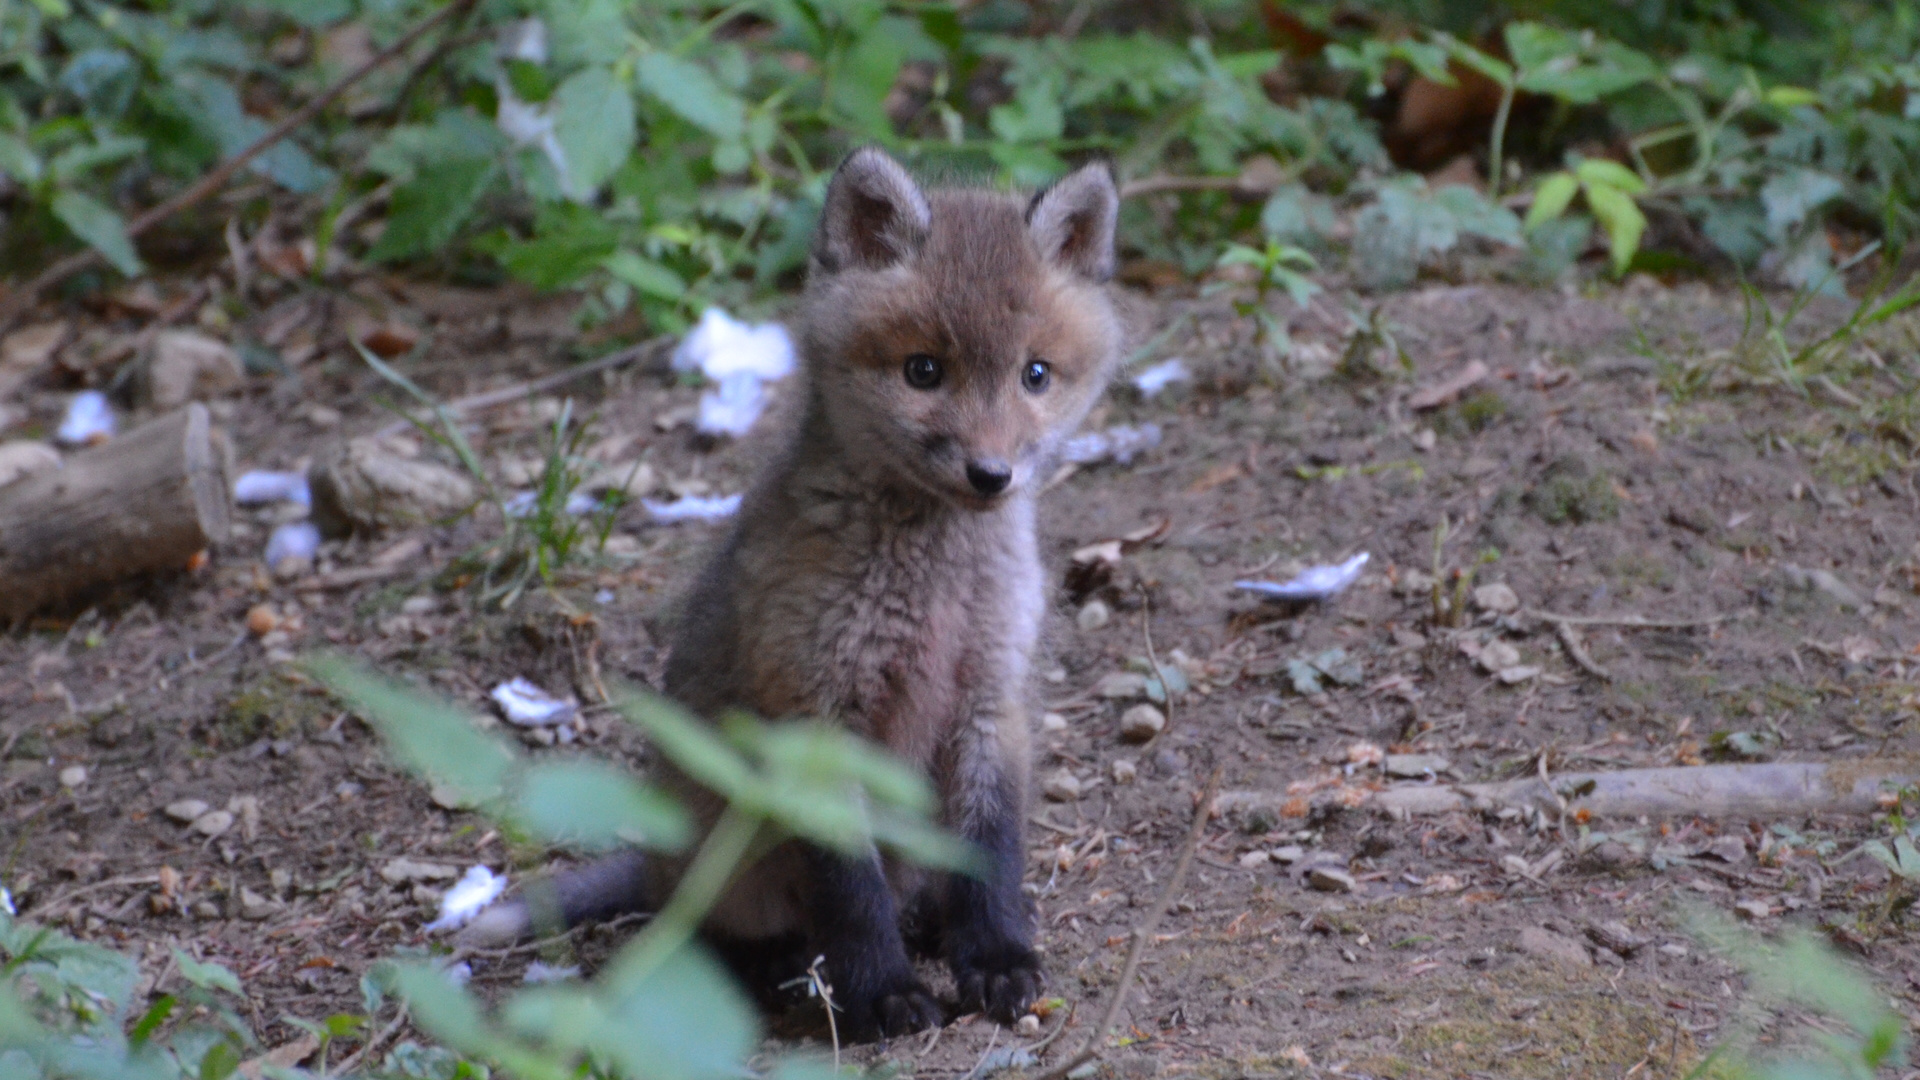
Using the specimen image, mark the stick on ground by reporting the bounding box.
[1035,766,1223,1080]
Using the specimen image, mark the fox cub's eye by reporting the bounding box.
[1022,359,1052,394]
[904,354,944,390]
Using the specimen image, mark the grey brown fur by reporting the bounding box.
[463,148,1123,1039]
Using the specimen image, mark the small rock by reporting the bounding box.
[304,404,342,429]
[147,330,244,409]
[191,809,236,838]
[380,858,459,885]
[400,595,440,615]
[1151,747,1187,777]
[1016,1014,1041,1036]
[1477,641,1522,673]
[1111,759,1137,784]
[1077,600,1112,631]
[1497,665,1542,684]
[192,900,222,919]
[1586,920,1648,957]
[1042,769,1083,802]
[1270,845,1305,864]
[1239,850,1271,869]
[1703,835,1748,865]
[357,320,421,359]
[245,604,282,636]
[0,441,59,489]
[165,799,210,823]
[1307,866,1356,893]
[58,765,86,788]
[1040,711,1068,732]
[1779,564,1869,611]
[1119,704,1166,742]
[1097,672,1149,700]
[308,437,478,538]
[1517,926,1591,967]
[1384,753,1450,779]
[239,887,275,920]
[1657,943,1689,959]
[1472,582,1520,614]
[1584,840,1643,871]
[1733,899,1772,921]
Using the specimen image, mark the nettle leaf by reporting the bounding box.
[1433,185,1522,246]
[834,16,914,138]
[365,109,503,181]
[51,189,142,274]
[1583,181,1646,276]
[1526,171,1579,229]
[47,135,144,185]
[552,65,635,201]
[306,655,517,806]
[172,73,332,194]
[1506,23,1655,103]
[0,134,42,184]
[170,950,241,996]
[513,760,692,853]
[483,203,619,290]
[369,159,499,262]
[636,51,745,142]
[1261,183,1337,244]
[603,250,687,301]
[592,943,758,1080]
[1760,168,1845,236]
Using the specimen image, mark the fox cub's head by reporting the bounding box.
[797,148,1122,508]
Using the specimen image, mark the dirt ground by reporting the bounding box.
[3,270,1919,1079]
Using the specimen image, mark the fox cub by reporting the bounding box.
[465,148,1123,1039]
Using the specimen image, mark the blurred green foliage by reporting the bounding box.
[0,0,1915,326]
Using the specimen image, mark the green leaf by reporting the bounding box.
[392,964,488,1051]
[1760,168,1845,236]
[1526,172,1580,230]
[172,73,333,194]
[1259,183,1336,243]
[368,159,499,263]
[834,17,913,138]
[171,950,242,995]
[614,693,757,807]
[1584,181,1646,277]
[1574,158,1646,195]
[636,52,745,142]
[1765,85,1821,109]
[604,251,687,301]
[1433,185,1523,246]
[552,66,635,201]
[305,655,516,806]
[505,59,554,105]
[0,134,42,184]
[51,189,142,275]
[47,135,144,185]
[514,760,692,852]
[198,1039,240,1080]
[593,942,758,1080]
[1437,35,1513,87]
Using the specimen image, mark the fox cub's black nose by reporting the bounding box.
[966,460,1013,495]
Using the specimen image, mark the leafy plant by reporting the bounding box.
[1208,238,1318,368]
[305,654,975,1080]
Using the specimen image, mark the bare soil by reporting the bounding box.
[3,274,1919,1079]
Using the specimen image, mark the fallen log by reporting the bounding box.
[0,403,231,621]
[1219,759,1918,823]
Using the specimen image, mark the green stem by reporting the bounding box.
[1487,81,1517,200]
[604,807,762,990]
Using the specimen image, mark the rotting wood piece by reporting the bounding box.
[0,403,231,621]
[1362,760,1916,819]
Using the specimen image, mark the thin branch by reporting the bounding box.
[0,0,477,334]
[373,335,675,438]
[1551,619,1612,682]
[1034,767,1223,1080]
[1525,609,1739,630]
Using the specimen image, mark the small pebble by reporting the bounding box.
[1111,759,1137,784]
[1096,672,1148,700]
[192,900,222,919]
[1477,641,1521,673]
[58,765,87,788]
[1076,599,1111,631]
[1042,769,1083,802]
[1269,845,1305,864]
[1734,899,1772,921]
[239,887,275,920]
[1307,866,1356,893]
[1239,850,1271,869]
[1472,582,1520,614]
[1040,711,1068,732]
[191,809,235,838]
[165,799,210,823]
[1119,703,1166,742]
[245,604,281,636]
[1017,1014,1041,1036]
[400,595,440,615]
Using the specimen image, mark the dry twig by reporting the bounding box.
[1551,619,1612,682]
[372,334,674,438]
[1034,766,1223,1080]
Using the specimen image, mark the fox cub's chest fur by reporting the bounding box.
[466,148,1122,1043]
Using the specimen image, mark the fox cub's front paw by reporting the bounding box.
[843,972,943,1040]
[953,944,1044,1024]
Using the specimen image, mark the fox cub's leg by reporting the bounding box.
[802,846,943,1039]
[943,709,1042,1022]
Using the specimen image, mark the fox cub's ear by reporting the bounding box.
[1027,161,1119,282]
[815,148,932,272]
